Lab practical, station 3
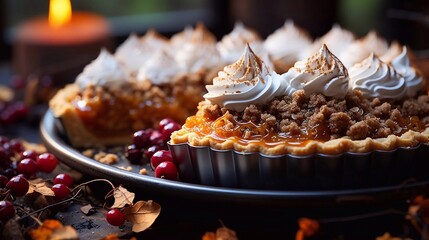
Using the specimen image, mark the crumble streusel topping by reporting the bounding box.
[197,90,429,141]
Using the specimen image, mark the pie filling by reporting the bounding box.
[177,90,429,148]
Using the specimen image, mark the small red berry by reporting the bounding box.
[150,150,173,169]
[125,144,142,163]
[133,129,153,149]
[144,145,164,160]
[20,150,38,161]
[53,173,74,187]
[0,174,8,188]
[18,158,38,175]
[106,208,126,226]
[149,130,163,146]
[37,153,58,173]
[8,139,24,154]
[0,201,15,222]
[158,118,175,131]
[161,122,181,142]
[154,161,178,180]
[51,183,71,199]
[6,175,29,197]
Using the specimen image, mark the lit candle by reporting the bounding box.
[13,0,111,86]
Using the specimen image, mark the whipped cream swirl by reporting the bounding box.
[76,49,128,89]
[217,22,265,64]
[391,46,424,97]
[340,30,388,68]
[380,41,402,63]
[136,49,181,85]
[264,20,312,69]
[300,24,354,60]
[204,45,288,112]
[175,23,221,73]
[349,53,406,99]
[115,30,168,75]
[283,44,349,98]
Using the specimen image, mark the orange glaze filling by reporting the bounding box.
[183,113,426,147]
[72,95,190,137]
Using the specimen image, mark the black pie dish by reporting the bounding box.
[40,110,429,207]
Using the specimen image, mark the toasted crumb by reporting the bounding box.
[95,152,119,165]
[197,90,429,141]
[118,166,133,171]
[139,168,148,175]
[82,149,95,158]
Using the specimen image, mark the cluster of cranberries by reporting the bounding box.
[0,136,75,223]
[0,101,28,125]
[125,118,181,180]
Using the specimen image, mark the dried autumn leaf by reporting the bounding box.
[111,185,135,209]
[215,226,238,240]
[29,219,78,240]
[418,199,429,225]
[296,218,320,240]
[50,226,79,240]
[124,200,161,232]
[80,204,95,215]
[28,179,55,196]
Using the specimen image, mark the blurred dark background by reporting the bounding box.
[1,0,429,61]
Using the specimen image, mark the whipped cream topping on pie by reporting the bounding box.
[349,53,406,99]
[264,20,312,69]
[75,49,128,89]
[170,26,193,51]
[217,22,265,64]
[283,44,349,98]
[136,49,182,85]
[204,45,286,112]
[391,46,424,97]
[300,24,354,60]
[115,30,168,75]
[175,23,221,73]
[380,41,402,63]
[340,31,388,67]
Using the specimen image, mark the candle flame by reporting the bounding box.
[49,0,72,28]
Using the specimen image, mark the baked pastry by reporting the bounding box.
[263,20,312,73]
[169,44,429,188]
[49,24,221,148]
[172,44,429,153]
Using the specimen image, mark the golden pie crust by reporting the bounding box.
[49,69,217,148]
[171,91,429,156]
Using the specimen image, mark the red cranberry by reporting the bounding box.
[53,173,74,187]
[6,175,29,197]
[154,161,178,180]
[161,122,181,142]
[20,150,38,161]
[133,129,153,148]
[144,145,163,160]
[149,130,163,146]
[106,208,126,226]
[51,183,71,199]
[0,201,15,222]
[150,150,173,169]
[0,174,8,188]
[0,110,17,124]
[1,168,17,180]
[125,144,142,163]
[17,158,38,175]
[0,147,11,168]
[10,75,26,89]
[158,118,175,131]
[0,136,9,145]
[8,139,24,154]
[37,153,58,173]
[11,101,28,118]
